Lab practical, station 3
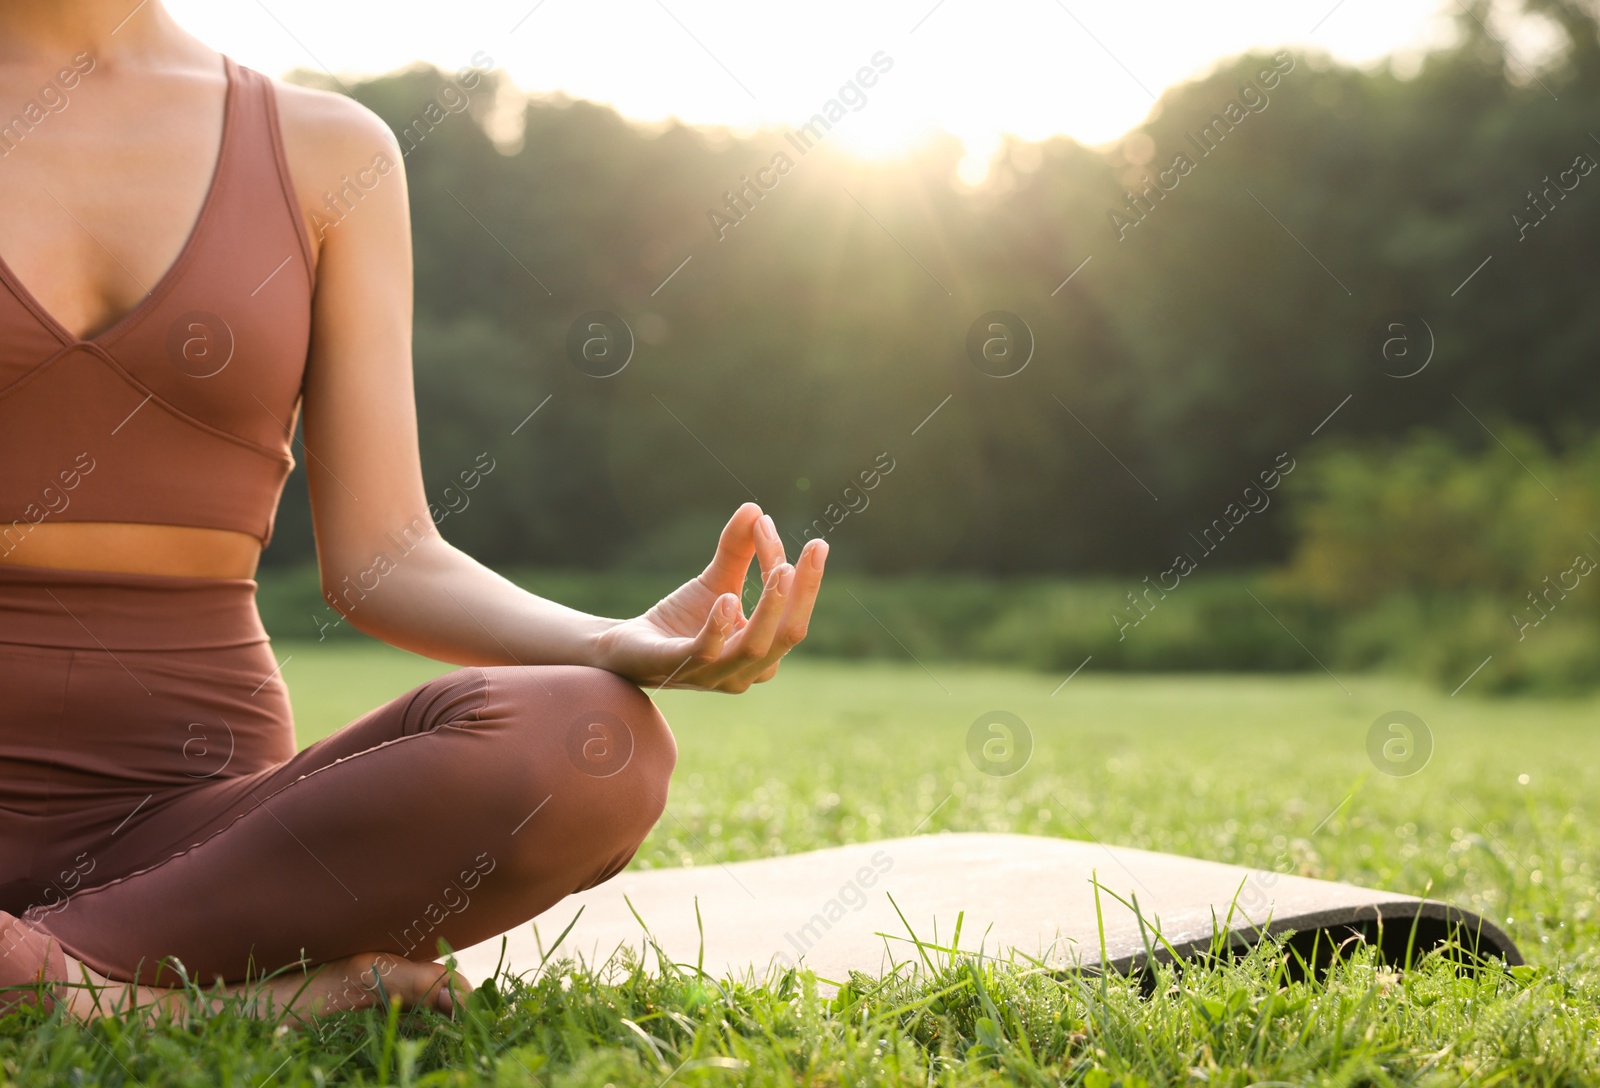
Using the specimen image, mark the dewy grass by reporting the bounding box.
[3,932,1591,1085]
[4,653,1596,1084]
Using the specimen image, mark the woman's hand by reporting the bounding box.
[593,503,827,692]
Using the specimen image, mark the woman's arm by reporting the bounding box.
[274,82,824,691]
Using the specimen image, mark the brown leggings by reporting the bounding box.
[0,562,675,994]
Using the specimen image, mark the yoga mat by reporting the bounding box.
[452,833,1520,984]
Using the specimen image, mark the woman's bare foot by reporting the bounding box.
[57,950,473,1023]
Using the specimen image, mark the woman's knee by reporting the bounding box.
[477,665,677,828]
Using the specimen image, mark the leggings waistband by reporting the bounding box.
[0,562,267,651]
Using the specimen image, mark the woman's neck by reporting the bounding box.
[0,0,184,65]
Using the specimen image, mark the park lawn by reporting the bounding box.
[5,644,1597,1084]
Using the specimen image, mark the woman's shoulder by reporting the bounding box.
[268,72,402,174]
[258,72,406,266]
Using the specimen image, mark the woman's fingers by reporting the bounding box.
[686,592,739,666]
[651,511,822,692]
[641,594,740,690]
[703,531,823,689]
[718,561,793,668]
[699,502,763,593]
[776,538,827,646]
[752,512,787,581]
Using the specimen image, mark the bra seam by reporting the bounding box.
[0,345,292,466]
[0,340,79,400]
[251,64,318,296]
[0,271,71,351]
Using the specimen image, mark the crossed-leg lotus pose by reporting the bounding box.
[0,0,826,1020]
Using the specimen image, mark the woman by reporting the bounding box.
[0,0,826,1019]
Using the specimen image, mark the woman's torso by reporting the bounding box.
[0,47,322,580]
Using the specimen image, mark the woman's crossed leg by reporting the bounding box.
[0,664,676,1020]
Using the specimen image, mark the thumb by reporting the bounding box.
[701,503,762,588]
[686,592,740,664]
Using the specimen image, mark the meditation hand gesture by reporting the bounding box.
[595,503,827,692]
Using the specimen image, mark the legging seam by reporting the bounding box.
[45,700,493,914]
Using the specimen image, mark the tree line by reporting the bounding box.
[262,0,1600,578]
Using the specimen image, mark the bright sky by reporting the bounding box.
[170,0,1465,176]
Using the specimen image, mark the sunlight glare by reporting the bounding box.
[166,0,1458,162]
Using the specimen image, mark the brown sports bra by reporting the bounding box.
[0,55,315,550]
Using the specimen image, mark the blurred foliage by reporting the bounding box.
[1276,429,1600,692]
[1278,429,1600,605]
[261,0,1600,582]
[263,423,1600,692]
[259,560,1596,698]
[260,563,1320,674]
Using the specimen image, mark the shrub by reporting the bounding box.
[1277,429,1600,693]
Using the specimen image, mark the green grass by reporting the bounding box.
[8,645,1600,1084]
